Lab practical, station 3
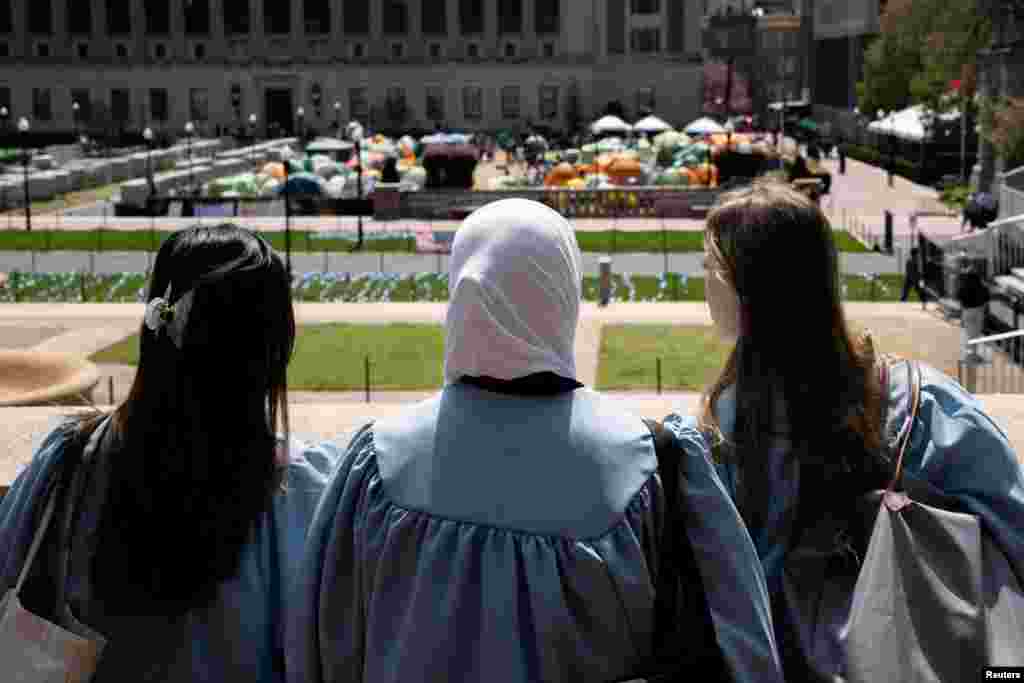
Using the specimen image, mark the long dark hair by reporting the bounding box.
[699,183,885,537]
[76,224,294,615]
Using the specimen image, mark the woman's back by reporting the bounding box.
[290,384,781,683]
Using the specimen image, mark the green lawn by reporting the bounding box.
[597,325,732,392]
[0,229,868,254]
[1,183,122,214]
[90,323,445,391]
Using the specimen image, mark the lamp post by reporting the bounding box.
[283,157,292,279]
[296,106,305,149]
[334,101,342,138]
[72,101,81,145]
[346,120,365,251]
[876,109,893,188]
[0,106,8,133]
[248,113,257,166]
[18,117,31,232]
[184,120,196,195]
[143,126,155,197]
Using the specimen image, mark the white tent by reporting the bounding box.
[591,115,633,134]
[633,115,673,133]
[867,105,960,142]
[684,117,726,135]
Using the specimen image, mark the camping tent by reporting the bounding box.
[591,115,633,134]
[684,117,726,135]
[867,105,960,142]
[634,115,673,133]
[305,138,354,154]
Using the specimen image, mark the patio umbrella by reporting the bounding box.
[634,115,673,133]
[684,117,726,135]
[305,138,354,154]
[591,115,633,134]
[275,172,324,196]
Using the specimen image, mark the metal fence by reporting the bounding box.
[959,329,1024,394]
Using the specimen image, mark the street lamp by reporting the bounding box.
[184,120,196,196]
[18,116,31,232]
[346,120,365,250]
[876,109,893,188]
[72,101,81,144]
[248,113,257,166]
[143,126,155,197]
[0,106,8,131]
[296,106,305,147]
[334,101,342,138]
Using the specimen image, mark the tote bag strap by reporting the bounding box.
[12,483,62,596]
[885,360,922,494]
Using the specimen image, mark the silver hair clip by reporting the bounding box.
[144,283,196,349]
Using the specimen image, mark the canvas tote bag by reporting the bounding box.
[783,360,1024,682]
[0,421,109,683]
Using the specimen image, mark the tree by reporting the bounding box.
[857,0,990,116]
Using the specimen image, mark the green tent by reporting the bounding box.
[797,118,819,133]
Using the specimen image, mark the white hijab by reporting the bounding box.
[444,198,582,383]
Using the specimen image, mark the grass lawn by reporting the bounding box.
[90,323,445,391]
[1,183,122,214]
[597,325,732,392]
[0,228,868,254]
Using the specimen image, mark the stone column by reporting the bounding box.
[93,0,107,44]
[131,0,146,64]
[210,0,225,45]
[249,0,264,57]
[408,0,422,55]
[291,0,302,45]
[485,0,497,53]
[523,0,534,56]
[330,0,343,59]
[168,0,184,59]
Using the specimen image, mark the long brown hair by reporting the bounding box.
[699,182,885,535]
[73,224,294,615]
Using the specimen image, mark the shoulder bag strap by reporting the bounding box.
[53,417,111,624]
[643,418,726,678]
[12,483,62,597]
[884,361,922,494]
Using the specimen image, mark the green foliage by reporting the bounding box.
[977,95,1024,169]
[940,183,971,209]
[858,0,989,117]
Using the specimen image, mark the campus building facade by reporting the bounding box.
[0,0,707,138]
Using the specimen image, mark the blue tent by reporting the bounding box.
[275,173,324,196]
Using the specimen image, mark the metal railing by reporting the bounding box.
[959,328,1024,394]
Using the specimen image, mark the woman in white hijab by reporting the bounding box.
[287,199,782,683]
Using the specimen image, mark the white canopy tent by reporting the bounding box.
[867,105,960,142]
[684,117,726,135]
[633,115,673,133]
[591,115,633,134]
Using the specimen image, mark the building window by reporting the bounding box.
[497,0,521,34]
[422,0,446,35]
[542,41,555,58]
[425,85,444,121]
[0,0,11,33]
[344,0,369,34]
[71,89,91,122]
[185,0,210,35]
[224,0,250,35]
[463,85,482,120]
[539,85,558,120]
[383,0,407,34]
[32,88,52,120]
[115,43,128,58]
[501,86,520,119]
[429,42,443,59]
[630,0,659,13]
[466,42,479,58]
[150,88,168,122]
[503,42,516,58]
[154,42,167,59]
[67,0,91,35]
[35,42,50,57]
[264,0,289,34]
[76,43,89,59]
[111,89,131,124]
[535,0,558,34]
[194,43,206,59]
[635,87,655,113]
[189,88,209,122]
[0,43,8,57]
[386,86,407,121]
[145,0,170,35]
[349,87,368,121]
[390,42,405,59]
[459,0,483,35]
[630,27,660,53]
[304,0,329,34]
[351,42,365,59]
[107,0,131,35]
[29,0,52,34]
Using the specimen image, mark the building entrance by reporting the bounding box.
[265,88,294,138]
